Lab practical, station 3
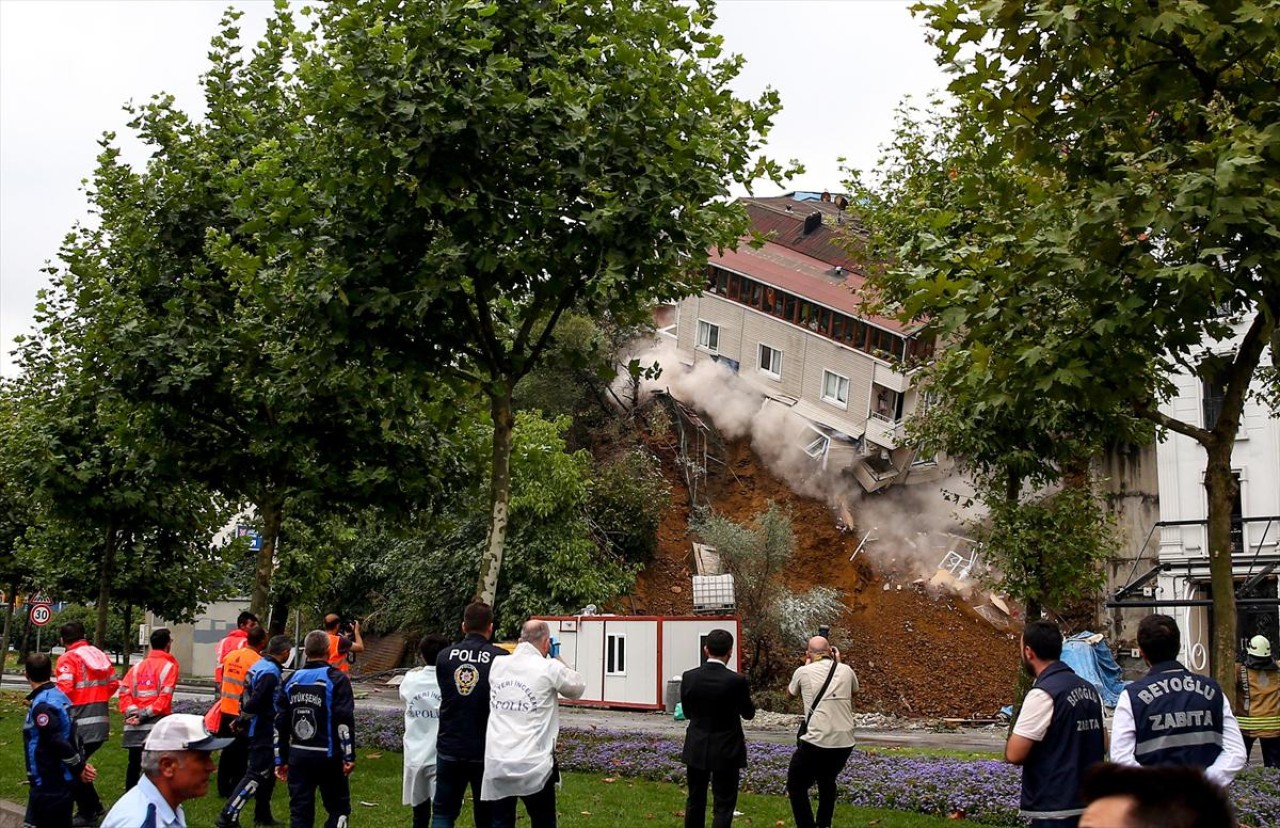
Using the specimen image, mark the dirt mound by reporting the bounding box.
[631,422,1018,718]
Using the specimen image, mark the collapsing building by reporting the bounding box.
[665,191,945,491]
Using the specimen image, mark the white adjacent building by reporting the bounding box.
[1149,325,1280,671]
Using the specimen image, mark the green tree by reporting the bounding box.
[264,0,787,606]
[852,1,1280,688]
[41,9,454,621]
[0,384,37,673]
[7,337,234,646]
[324,410,637,638]
[692,502,843,686]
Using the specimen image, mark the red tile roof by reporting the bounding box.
[710,240,908,334]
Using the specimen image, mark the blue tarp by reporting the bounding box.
[1061,631,1128,708]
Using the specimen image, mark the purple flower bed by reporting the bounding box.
[175,701,1280,826]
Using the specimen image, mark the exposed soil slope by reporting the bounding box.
[632,428,1018,718]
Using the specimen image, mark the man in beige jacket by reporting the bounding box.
[786,636,859,828]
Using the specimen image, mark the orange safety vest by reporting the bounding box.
[327,633,351,673]
[219,647,262,715]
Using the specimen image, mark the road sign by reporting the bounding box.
[30,603,53,627]
[236,525,264,552]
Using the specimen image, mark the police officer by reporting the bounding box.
[432,602,509,828]
[24,653,96,828]
[275,630,356,828]
[1112,614,1247,786]
[217,635,292,828]
[1005,620,1105,828]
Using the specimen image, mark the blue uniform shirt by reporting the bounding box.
[24,682,83,790]
[100,774,185,828]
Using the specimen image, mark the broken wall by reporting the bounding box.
[1097,440,1161,652]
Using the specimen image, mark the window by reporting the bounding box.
[697,320,720,352]
[758,344,782,379]
[606,633,626,675]
[822,370,849,408]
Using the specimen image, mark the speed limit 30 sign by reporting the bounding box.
[30,603,53,627]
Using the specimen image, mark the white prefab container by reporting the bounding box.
[535,615,742,710]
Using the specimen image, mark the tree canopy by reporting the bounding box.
[246,0,787,604]
[852,0,1279,686]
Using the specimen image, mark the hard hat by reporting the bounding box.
[1247,635,1272,658]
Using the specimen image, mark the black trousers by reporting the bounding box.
[218,714,251,798]
[125,746,143,792]
[684,766,739,828]
[490,766,558,828]
[1243,733,1280,768]
[71,741,103,819]
[222,743,278,824]
[786,742,854,828]
[413,800,432,828]
[430,757,492,828]
[25,786,74,828]
[287,758,350,828]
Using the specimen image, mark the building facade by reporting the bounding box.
[669,192,941,490]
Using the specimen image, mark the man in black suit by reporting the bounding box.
[681,628,756,828]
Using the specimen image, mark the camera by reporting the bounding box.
[550,637,561,658]
[338,618,356,637]
[817,624,831,639]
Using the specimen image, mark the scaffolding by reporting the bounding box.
[654,389,727,510]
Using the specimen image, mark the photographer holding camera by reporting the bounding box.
[786,634,859,828]
[323,613,365,673]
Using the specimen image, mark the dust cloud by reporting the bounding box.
[622,340,988,589]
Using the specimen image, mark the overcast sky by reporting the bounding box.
[0,0,948,377]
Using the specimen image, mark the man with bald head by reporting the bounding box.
[481,619,585,828]
[786,635,859,828]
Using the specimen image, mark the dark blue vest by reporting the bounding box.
[1020,662,1106,819]
[1127,661,1225,768]
[244,657,282,740]
[282,665,336,759]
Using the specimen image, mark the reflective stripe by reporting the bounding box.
[75,716,109,726]
[1020,808,1085,819]
[1135,730,1224,755]
[291,744,330,753]
[222,677,246,688]
[73,678,114,688]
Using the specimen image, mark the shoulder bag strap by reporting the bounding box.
[804,659,840,728]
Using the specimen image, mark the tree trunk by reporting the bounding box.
[474,387,515,605]
[1205,443,1239,690]
[94,527,119,649]
[269,596,289,636]
[251,499,284,620]
[0,581,16,675]
[122,602,134,666]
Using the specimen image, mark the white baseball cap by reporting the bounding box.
[143,714,235,752]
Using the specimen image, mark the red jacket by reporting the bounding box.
[214,628,248,684]
[55,640,119,745]
[119,649,179,748]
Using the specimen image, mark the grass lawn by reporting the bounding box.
[1,692,958,826]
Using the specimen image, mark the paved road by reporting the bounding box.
[3,674,1006,754]
[354,680,1007,753]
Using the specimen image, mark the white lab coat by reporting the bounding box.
[400,666,442,806]
[481,641,586,800]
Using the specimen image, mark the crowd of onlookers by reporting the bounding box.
[20,608,1275,827]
